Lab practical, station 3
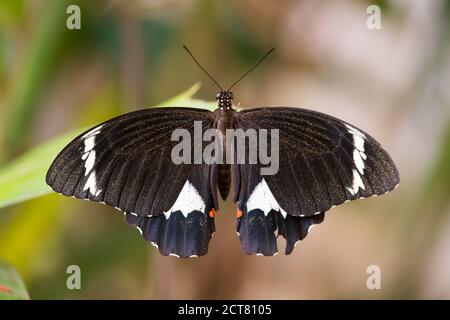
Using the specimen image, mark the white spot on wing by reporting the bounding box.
[164,180,206,219]
[150,242,159,248]
[82,124,104,139]
[83,172,101,197]
[345,124,367,195]
[353,147,365,175]
[246,178,287,218]
[83,147,96,176]
[81,125,104,197]
[83,135,96,154]
[347,169,365,195]
[345,124,365,139]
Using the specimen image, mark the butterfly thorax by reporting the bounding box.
[214,91,236,133]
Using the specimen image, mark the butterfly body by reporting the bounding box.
[213,91,237,200]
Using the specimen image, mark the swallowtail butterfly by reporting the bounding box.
[46,47,399,258]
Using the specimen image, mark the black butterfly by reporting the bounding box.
[46,47,399,258]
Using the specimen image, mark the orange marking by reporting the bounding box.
[0,284,12,294]
[236,209,243,218]
[208,208,216,218]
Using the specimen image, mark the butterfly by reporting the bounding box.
[46,47,399,258]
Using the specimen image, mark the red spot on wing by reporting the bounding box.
[208,208,216,218]
[236,209,243,218]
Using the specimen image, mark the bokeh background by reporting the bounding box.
[0,0,449,299]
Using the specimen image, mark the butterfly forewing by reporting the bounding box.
[233,107,399,255]
[236,107,399,215]
[46,107,217,257]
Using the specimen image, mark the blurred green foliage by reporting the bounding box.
[0,128,86,209]
[0,260,29,300]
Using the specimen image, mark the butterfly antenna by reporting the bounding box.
[183,45,223,91]
[227,48,275,91]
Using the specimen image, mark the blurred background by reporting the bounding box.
[0,0,449,299]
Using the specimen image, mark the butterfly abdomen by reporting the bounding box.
[214,108,235,201]
[218,164,231,200]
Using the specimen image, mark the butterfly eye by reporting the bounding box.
[229,92,234,99]
[216,92,221,99]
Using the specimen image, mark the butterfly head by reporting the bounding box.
[216,91,234,111]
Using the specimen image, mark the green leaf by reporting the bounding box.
[0,261,29,300]
[0,128,86,210]
[156,82,216,111]
[157,82,201,106]
[0,84,214,210]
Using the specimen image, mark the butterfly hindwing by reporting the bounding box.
[123,170,216,258]
[46,107,217,257]
[233,107,399,255]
